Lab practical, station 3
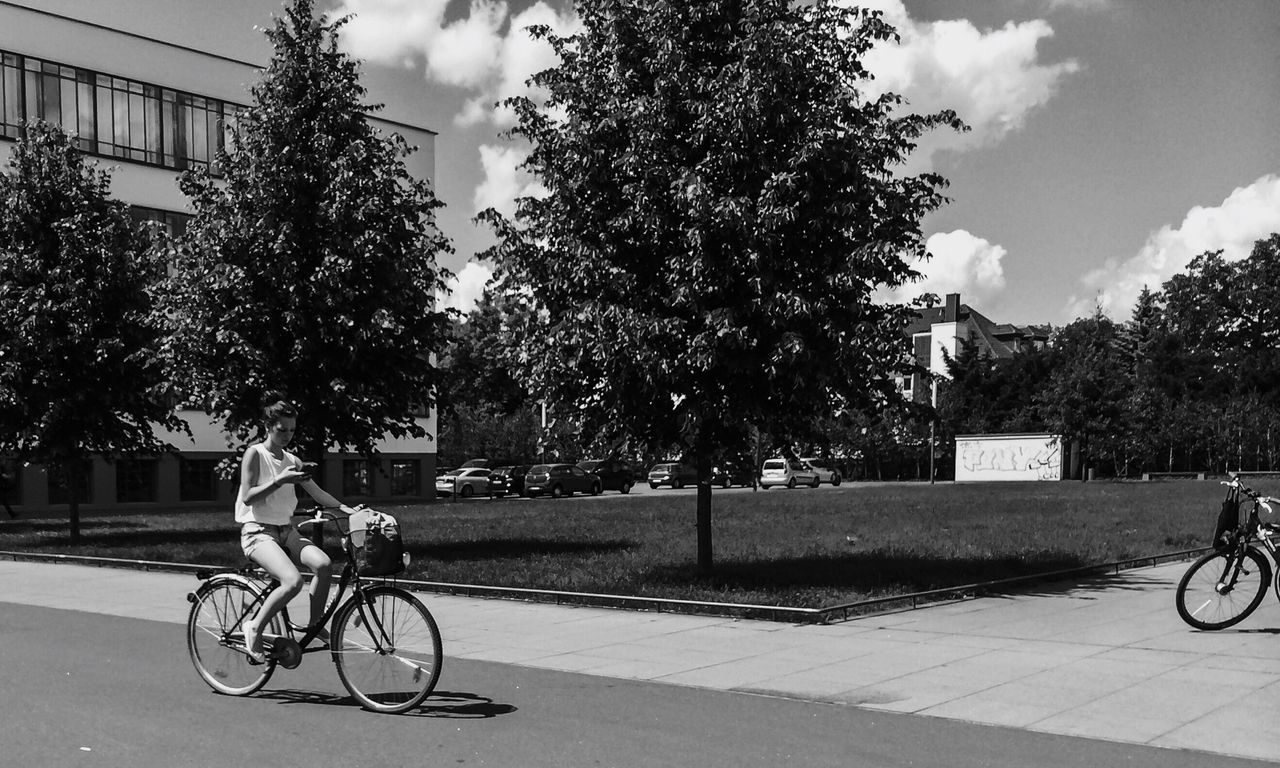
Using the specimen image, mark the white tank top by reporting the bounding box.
[235,444,301,525]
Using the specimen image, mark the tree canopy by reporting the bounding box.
[481,0,963,568]
[157,0,453,463]
[0,121,179,540]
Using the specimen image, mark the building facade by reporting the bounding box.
[0,1,440,512]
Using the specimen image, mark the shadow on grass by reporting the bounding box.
[645,551,1103,597]
[0,518,138,534]
[416,538,634,562]
[6,525,230,549]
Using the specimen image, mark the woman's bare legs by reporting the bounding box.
[244,540,304,659]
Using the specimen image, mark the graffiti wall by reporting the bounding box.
[955,434,1064,482]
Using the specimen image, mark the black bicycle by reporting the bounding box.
[185,507,442,713]
[1175,475,1280,630]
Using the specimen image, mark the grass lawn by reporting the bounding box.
[0,480,1232,610]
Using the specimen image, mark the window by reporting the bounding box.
[48,462,93,505]
[130,205,191,237]
[179,458,219,502]
[0,53,21,139]
[343,460,372,497]
[116,458,157,503]
[390,461,419,496]
[0,49,242,173]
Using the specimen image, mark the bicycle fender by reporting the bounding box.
[190,572,262,602]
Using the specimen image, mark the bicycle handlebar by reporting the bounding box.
[293,505,354,537]
[1221,475,1280,512]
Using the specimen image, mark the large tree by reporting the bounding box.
[157,0,453,468]
[0,121,180,541]
[481,0,962,570]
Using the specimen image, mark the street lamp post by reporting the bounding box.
[929,379,938,485]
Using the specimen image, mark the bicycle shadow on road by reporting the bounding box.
[257,688,518,718]
[1194,626,1280,635]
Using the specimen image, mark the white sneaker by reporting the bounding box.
[241,619,266,663]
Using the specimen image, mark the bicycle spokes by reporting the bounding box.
[331,587,442,713]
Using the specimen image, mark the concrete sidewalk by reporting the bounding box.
[2,558,1278,763]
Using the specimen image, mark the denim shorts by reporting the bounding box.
[240,522,315,561]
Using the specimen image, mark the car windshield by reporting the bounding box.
[578,461,600,471]
[529,465,550,474]
[653,464,674,472]
[763,460,785,470]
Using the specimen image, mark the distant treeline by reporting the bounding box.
[937,233,1280,479]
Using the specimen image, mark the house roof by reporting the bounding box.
[906,302,1049,361]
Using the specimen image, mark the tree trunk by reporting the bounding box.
[694,448,713,574]
[67,457,82,545]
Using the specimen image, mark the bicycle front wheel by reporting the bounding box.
[332,586,442,713]
[186,578,280,696]
[1175,547,1271,630]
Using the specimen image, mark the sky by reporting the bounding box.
[23,0,1280,326]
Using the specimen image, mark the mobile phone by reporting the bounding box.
[297,461,318,480]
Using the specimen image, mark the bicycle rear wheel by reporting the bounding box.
[186,577,279,695]
[1175,547,1271,630]
[331,586,442,713]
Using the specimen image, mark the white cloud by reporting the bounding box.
[1067,174,1280,319]
[333,0,449,68]
[473,143,545,217]
[1045,0,1110,12]
[439,260,494,316]
[424,0,506,89]
[920,230,1009,303]
[879,229,1009,307]
[857,0,1080,161]
[336,0,579,126]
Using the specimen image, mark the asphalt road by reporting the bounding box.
[2,602,1269,768]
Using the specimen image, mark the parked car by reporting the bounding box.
[436,467,492,497]
[801,458,842,486]
[710,462,755,488]
[759,458,819,489]
[489,465,532,497]
[524,463,603,498]
[577,460,635,493]
[648,462,698,489]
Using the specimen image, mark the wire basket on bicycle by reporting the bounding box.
[345,506,407,577]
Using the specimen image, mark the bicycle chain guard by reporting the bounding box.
[269,636,303,669]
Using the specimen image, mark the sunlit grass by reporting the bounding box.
[0,480,1230,608]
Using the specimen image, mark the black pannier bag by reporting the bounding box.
[1213,493,1240,551]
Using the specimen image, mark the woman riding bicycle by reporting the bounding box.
[237,397,357,662]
